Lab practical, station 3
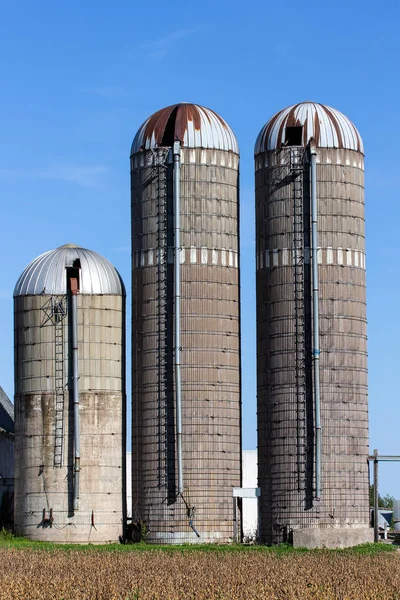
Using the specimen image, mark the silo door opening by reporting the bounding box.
[66,259,81,292]
[285,126,303,146]
[161,106,179,146]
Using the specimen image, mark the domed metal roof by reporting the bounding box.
[255,102,364,154]
[14,244,125,297]
[131,103,239,154]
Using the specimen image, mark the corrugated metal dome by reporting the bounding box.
[131,103,239,154]
[14,244,125,297]
[255,102,364,154]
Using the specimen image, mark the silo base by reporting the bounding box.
[147,531,228,545]
[292,526,373,549]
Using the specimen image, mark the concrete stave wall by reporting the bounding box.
[14,294,125,543]
[256,147,370,546]
[131,148,241,543]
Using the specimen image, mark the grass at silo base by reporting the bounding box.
[0,537,399,599]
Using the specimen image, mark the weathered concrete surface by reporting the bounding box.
[293,526,374,549]
[131,146,241,543]
[14,292,126,543]
[256,144,370,545]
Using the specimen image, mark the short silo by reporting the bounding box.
[255,102,372,548]
[14,244,126,542]
[130,103,241,543]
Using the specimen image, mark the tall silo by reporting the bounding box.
[255,102,372,548]
[130,103,241,543]
[14,244,126,543]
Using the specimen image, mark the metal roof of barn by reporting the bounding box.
[255,101,364,154]
[131,103,239,154]
[0,387,14,433]
[14,244,125,297]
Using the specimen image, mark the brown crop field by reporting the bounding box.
[0,544,400,600]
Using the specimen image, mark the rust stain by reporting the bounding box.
[276,119,286,148]
[257,102,363,154]
[174,104,202,142]
[313,110,321,147]
[321,105,343,149]
[263,107,286,149]
[269,104,303,147]
[138,103,230,150]
[302,116,308,146]
[141,105,176,148]
[285,103,302,128]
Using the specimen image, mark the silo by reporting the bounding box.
[130,103,241,543]
[14,244,126,543]
[255,102,372,548]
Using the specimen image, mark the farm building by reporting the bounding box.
[0,386,14,527]
[242,450,258,541]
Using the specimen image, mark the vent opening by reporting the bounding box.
[161,106,179,146]
[285,126,303,146]
[66,263,80,292]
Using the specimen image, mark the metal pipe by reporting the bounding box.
[173,140,183,495]
[189,517,200,538]
[310,140,322,501]
[71,280,80,511]
[368,455,400,462]
[373,449,379,543]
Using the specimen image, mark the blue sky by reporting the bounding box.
[1,0,400,498]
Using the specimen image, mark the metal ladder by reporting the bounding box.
[41,295,67,468]
[53,298,67,467]
[290,149,307,491]
[154,149,169,489]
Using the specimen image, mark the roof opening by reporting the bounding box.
[161,106,179,146]
[66,263,80,293]
[285,126,303,146]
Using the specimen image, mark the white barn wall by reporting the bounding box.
[242,450,258,540]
